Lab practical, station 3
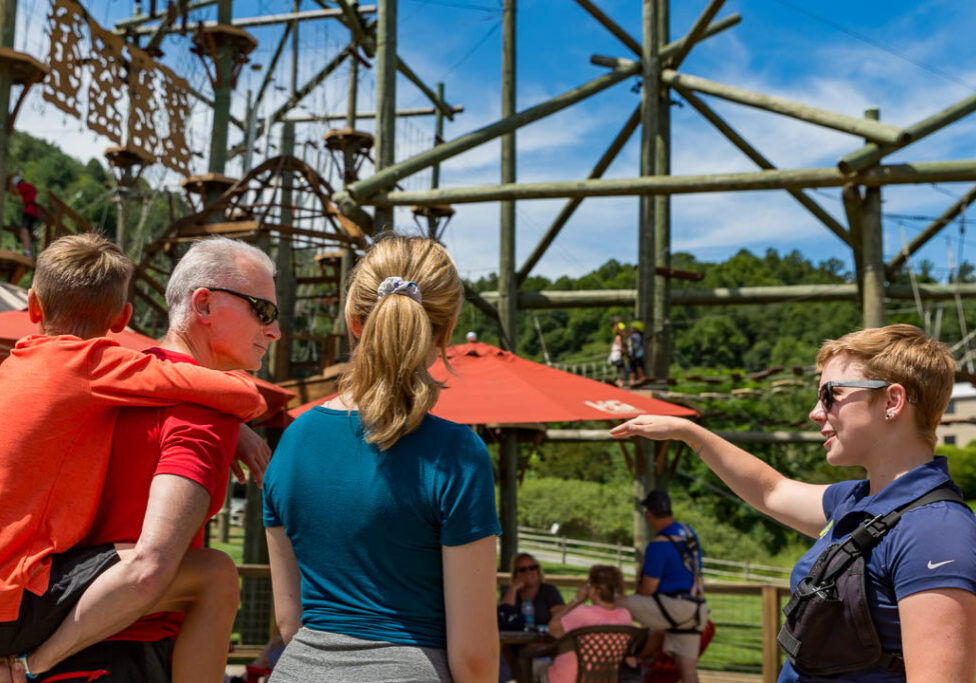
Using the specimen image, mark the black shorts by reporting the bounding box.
[0,544,119,657]
[37,638,173,682]
[20,214,37,234]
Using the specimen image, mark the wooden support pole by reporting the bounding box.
[761,585,782,682]
[0,0,17,232]
[396,57,456,121]
[516,106,641,285]
[499,429,519,570]
[590,13,741,68]
[431,82,444,190]
[574,0,641,56]
[207,0,234,196]
[675,85,851,246]
[651,0,671,381]
[839,91,976,174]
[843,184,864,297]
[666,0,724,68]
[364,160,976,206]
[633,439,654,551]
[861,108,885,328]
[637,0,658,382]
[337,63,639,204]
[475,282,976,309]
[498,0,517,353]
[343,57,360,185]
[373,0,397,232]
[887,183,976,277]
[334,0,376,56]
[661,70,907,144]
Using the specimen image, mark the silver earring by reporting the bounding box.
[885,413,893,420]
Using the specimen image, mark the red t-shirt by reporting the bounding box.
[15,181,38,217]
[82,348,241,642]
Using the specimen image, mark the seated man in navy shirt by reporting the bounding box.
[625,490,709,683]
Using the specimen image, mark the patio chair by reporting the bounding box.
[518,625,648,683]
[640,619,715,683]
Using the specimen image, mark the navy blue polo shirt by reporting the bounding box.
[779,457,976,683]
[643,521,702,595]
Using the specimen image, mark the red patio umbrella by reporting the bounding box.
[290,341,695,423]
[0,309,295,422]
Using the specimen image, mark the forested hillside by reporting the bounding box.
[457,250,976,561]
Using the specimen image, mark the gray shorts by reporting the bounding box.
[270,627,453,683]
[625,594,709,660]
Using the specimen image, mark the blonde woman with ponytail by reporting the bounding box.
[263,236,500,682]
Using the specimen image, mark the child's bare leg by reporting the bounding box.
[150,548,240,683]
[26,546,238,683]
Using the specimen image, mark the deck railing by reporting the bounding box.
[234,565,788,682]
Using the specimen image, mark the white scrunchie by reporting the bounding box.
[377,276,422,305]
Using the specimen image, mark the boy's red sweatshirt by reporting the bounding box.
[0,335,267,620]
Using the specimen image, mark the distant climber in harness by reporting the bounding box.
[10,174,38,258]
[624,490,709,683]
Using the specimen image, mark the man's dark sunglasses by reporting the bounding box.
[207,287,279,325]
[516,564,540,573]
[817,380,891,412]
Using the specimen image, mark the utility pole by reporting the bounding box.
[498,0,518,569]
[0,0,17,232]
[373,0,396,232]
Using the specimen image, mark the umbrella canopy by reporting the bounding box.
[0,309,295,421]
[290,341,695,424]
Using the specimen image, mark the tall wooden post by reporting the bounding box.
[333,58,359,360]
[634,0,659,550]
[373,0,397,232]
[343,57,359,184]
[431,82,445,190]
[207,0,233,203]
[0,0,18,235]
[273,2,299,383]
[862,107,885,328]
[651,0,671,380]
[498,0,519,569]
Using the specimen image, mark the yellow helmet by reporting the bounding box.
[631,321,644,333]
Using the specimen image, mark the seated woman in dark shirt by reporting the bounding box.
[499,553,564,626]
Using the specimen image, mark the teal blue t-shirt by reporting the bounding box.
[263,406,501,649]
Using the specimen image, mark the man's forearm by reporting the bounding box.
[27,475,210,673]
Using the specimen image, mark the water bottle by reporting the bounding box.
[521,598,535,631]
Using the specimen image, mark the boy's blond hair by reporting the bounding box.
[32,233,134,338]
[816,324,955,449]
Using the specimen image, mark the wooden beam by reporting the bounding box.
[839,91,976,174]
[122,6,376,34]
[666,0,725,69]
[337,63,640,203]
[545,429,824,444]
[662,69,907,144]
[675,84,850,246]
[473,282,976,309]
[517,105,641,285]
[364,160,976,206]
[573,0,641,56]
[887,183,976,277]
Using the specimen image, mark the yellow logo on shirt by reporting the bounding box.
[818,520,834,539]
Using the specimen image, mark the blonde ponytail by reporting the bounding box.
[338,236,463,450]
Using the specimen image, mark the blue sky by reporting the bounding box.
[14,0,976,282]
